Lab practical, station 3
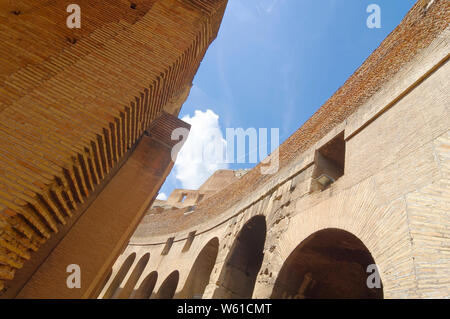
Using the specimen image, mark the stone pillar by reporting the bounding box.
[16,113,190,298]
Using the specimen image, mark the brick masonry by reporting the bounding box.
[0,0,227,294]
[102,0,449,299]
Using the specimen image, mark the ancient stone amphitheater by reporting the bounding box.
[100,0,450,299]
[0,0,449,299]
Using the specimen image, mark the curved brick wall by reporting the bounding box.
[134,0,450,237]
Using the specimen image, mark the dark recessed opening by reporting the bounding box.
[271,229,383,299]
[318,132,345,170]
[182,231,196,253]
[155,271,179,299]
[185,205,196,215]
[213,216,266,298]
[103,253,136,299]
[130,3,137,9]
[197,194,205,203]
[312,132,346,191]
[11,10,21,15]
[66,37,77,44]
[131,271,158,299]
[161,237,175,256]
[118,253,150,299]
[179,238,219,299]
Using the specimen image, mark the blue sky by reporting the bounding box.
[157,0,416,200]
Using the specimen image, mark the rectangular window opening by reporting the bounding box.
[182,231,196,253]
[161,237,175,255]
[312,131,345,191]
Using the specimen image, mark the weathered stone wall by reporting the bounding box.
[132,0,449,235]
[101,3,449,299]
[157,170,245,209]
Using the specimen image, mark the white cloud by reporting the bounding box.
[156,192,167,200]
[174,109,228,190]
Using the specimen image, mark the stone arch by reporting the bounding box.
[103,252,136,299]
[213,215,267,299]
[154,270,179,299]
[116,253,150,299]
[271,228,383,299]
[178,237,219,299]
[130,271,158,299]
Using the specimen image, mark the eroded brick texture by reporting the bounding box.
[0,0,227,293]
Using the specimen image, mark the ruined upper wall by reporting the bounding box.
[134,0,450,237]
[0,0,227,293]
[150,169,246,211]
[199,169,245,192]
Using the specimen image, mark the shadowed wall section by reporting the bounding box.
[155,271,179,299]
[130,271,158,299]
[271,229,383,299]
[177,237,219,299]
[213,216,266,299]
[103,253,136,299]
[116,253,150,299]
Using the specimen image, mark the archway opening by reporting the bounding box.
[130,271,158,299]
[103,252,136,299]
[117,253,150,298]
[154,271,179,299]
[271,228,383,299]
[178,237,219,299]
[213,215,266,299]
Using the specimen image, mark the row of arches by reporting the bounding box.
[102,215,383,299]
[102,237,220,299]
